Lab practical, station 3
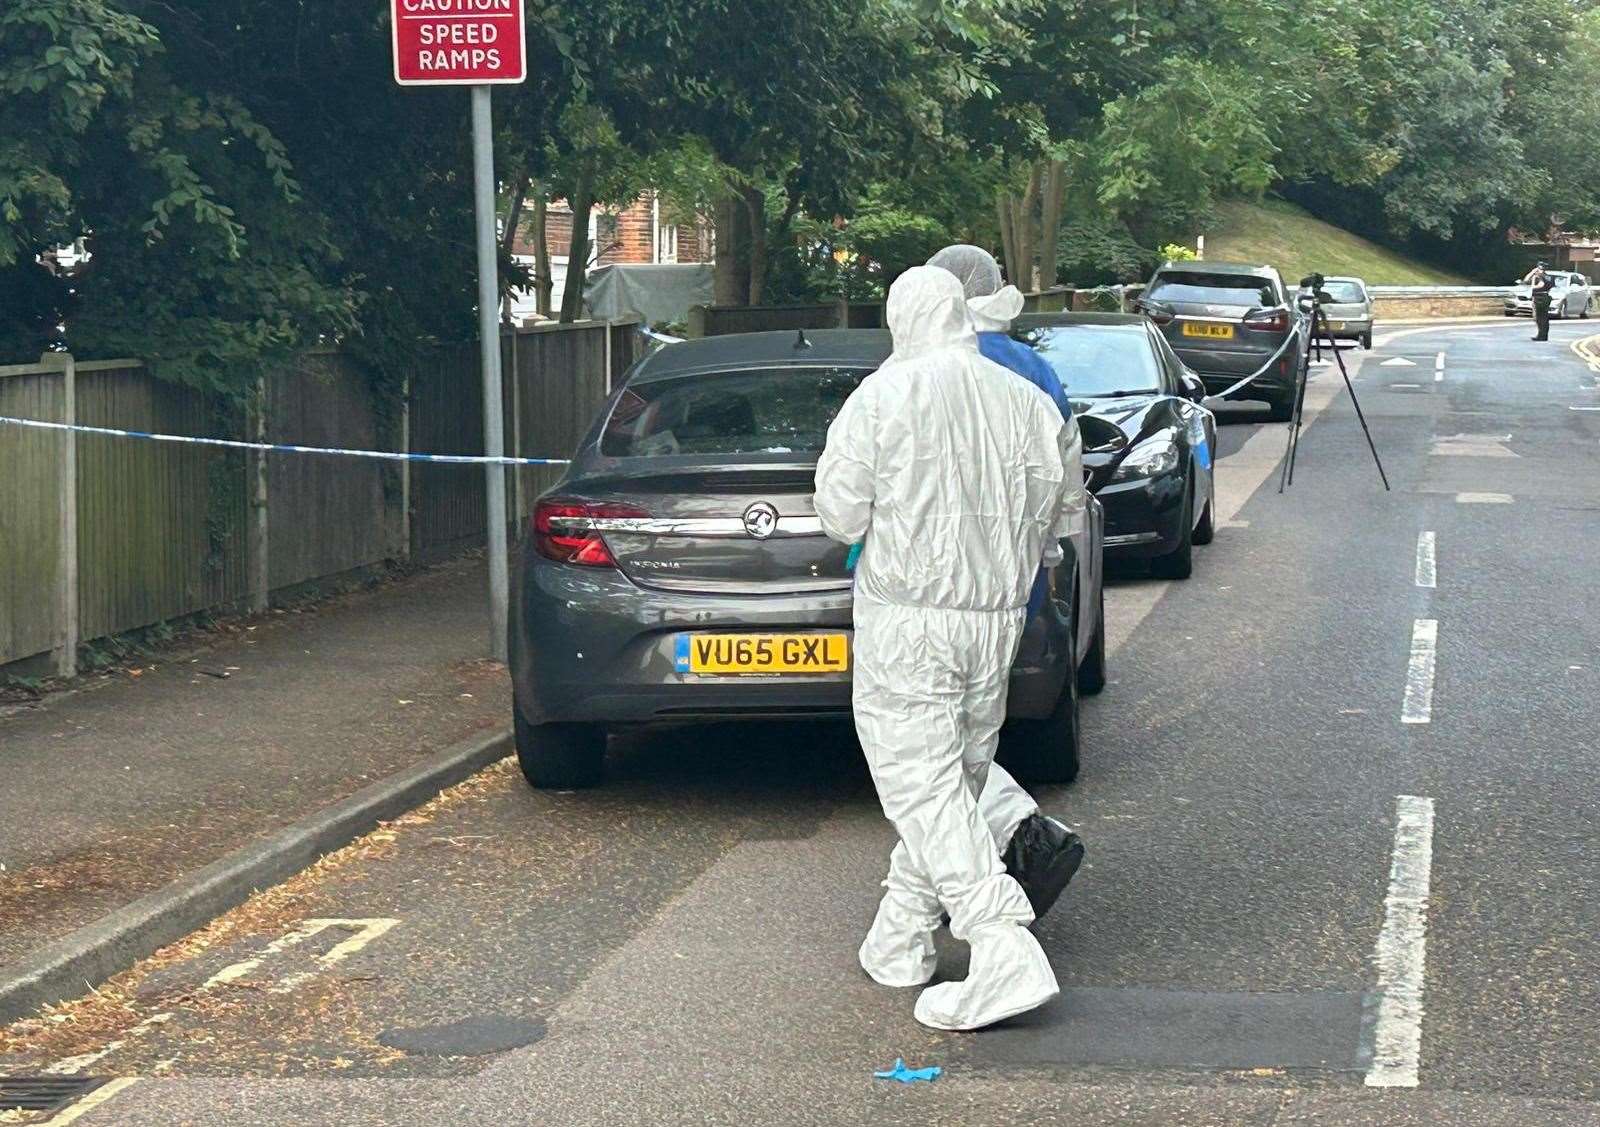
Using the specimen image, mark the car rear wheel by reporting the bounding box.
[1361,331,1373,350]
[1000,626,1080,785]
[1150,483,1195,580]
[1583,302,1591,320]
[514,704,606,789]
[1267,393,1295,422]
[1076,582,1107,696]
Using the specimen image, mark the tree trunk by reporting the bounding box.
[499,174,527,324]
[713,192,751,306]
[996,193,1020,285]
[1037,159,1066,290]
[500,175,527,258]
[1016,165,1041,292]
[533,194,553,318]
[558,174,595,323]
[743,185,767,305]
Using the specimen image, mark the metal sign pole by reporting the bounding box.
[471,84,510,662]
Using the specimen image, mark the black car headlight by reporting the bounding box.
[1110,439,1180,482]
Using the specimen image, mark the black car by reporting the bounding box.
[1017,313,1216,579]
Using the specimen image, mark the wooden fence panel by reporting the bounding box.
[408,343,486,561]
[266,353,403,589]
[0,368,64,665]
[509,323,618,508]
[75,365,247,642]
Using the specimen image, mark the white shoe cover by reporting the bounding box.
[859,895,940,988]
[913,924,1058,1031]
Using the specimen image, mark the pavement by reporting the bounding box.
[0,557,510,969]
[4,320,1600,1125]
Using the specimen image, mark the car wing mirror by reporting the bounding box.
[1180,373,1207,402]
[1078,416,1128,455]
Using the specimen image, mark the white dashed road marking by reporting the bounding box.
[1431,434,1518,458]
[1402,619,1438,725]
[1366,795,1437,1089]
[1455,492,1513,504]
[1415,532,1436,589]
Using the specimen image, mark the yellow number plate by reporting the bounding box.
[1182,322,1235,340]
[675,633,850,675]
[1329,321,1346,331]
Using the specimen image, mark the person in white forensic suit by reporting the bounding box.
[814,266,1082,1031]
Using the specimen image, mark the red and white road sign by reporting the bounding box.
[391,0,526,86]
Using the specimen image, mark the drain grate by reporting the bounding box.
[0,1075,106,1114]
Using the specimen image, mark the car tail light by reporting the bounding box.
[1136,300,1174,326]
[1243,308,1289,333]
[532,499,647,567]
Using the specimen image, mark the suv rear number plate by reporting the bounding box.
[675,633,849,675]
[1182,322,1234,339]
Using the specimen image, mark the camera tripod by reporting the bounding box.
[1278,276,1391,492]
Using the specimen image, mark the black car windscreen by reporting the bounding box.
[600,367,872,458]
[1022,325,1162,398]
[1147,272,1277,307]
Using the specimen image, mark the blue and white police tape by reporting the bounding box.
[1202,331,1302,402]
[0,415,572,466]
[639,326,684,345]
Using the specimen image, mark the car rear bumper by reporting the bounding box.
[509,544,1070,728]
[1195,368,1296,403]
[1175,340,1300,402]
[1096,470,1188,559]
[1321,316,1373,339]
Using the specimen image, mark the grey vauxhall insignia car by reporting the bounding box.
[1138,261,1308,421]
[509,330,1106,790]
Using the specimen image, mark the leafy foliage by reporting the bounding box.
[6,0,1600,378]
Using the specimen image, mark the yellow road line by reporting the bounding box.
[1571,331,1600,375]
[39,1077,139,1126]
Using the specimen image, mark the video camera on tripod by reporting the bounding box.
[1278,271,1391,492]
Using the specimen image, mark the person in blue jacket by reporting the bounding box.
[927,244,1073,421]
[925,245,1083,623]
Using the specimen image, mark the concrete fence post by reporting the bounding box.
[246,375,269,612]
[42,352,78,679]
[510,329,524,524]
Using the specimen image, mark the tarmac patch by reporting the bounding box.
[377,1015,546,1057]
[964,987,1366,1072]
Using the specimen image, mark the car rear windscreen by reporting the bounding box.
[601,367,872,457]
[1320,281,1365,303]
[1022,325,1162,398]
[1147,272,1277,307]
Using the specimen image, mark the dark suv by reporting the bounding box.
[1137,261,1307,420]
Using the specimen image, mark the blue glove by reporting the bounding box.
[845,542,863,572]
[874,1058,941,1084]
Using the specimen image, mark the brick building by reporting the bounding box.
[513,191,712,267]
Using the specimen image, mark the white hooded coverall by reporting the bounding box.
[814,267,1081,1030]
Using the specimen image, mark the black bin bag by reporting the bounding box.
[1002,814,1085,921]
